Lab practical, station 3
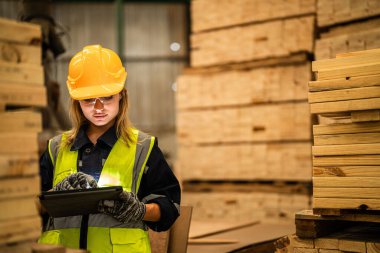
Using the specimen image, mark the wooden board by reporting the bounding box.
[317,0,380,27]
[309,87,380,103]
[191,0,316,33]
[314,133,380,146]
[0,83,47,107]
[309,98,380,114]
[0,17,41,45]
[313,122,380,135]
[314,188,380,199]
[177,102,311,144]
[177,62,311,109]
[0,153,39,178]
[309,75,380,92]
[1,110,42,133]
[352,110,380,122]
[316,63,380,81]
[313,155,380,166]
[0,61,43,85]
[0,133,39,154]
[0,41,41,65]
[178,142,312,181]
[313,197,380,210]
[0,216,41,244]
[191,16,314,67]
[0,176,40,200]
[182,191,311,224]
[0,196,39,221]
[313,177,380,187]
[313,166,380,177]
[312,143,380,156]
[315,27,380,60]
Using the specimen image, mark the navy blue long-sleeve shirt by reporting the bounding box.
[39,125,181,231]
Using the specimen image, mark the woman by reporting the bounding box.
[38,45,181,253]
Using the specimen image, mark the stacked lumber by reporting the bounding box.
[177,0,315,223]
[316,1,380,60]
[0,17,46,252]
[309,49,380,212]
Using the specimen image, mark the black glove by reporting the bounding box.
[98,191,146,223]
[53,172,98,191]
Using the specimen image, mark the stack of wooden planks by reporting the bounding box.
[0,17,46,252]
[177,0,315,224]
[310,48,380,212]
[315,0,380,60]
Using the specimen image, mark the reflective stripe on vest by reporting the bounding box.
[40,129,155,253]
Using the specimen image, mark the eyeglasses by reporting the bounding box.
[80,95,115,106]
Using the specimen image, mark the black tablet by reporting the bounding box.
[39,186,123,217]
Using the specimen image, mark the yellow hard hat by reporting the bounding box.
[66,45,127,100]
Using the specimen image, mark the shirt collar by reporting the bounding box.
[70,125,118,151]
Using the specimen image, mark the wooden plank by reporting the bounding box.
[177,102,311,144]
[183,191,310,224]
[316,63,380,81]
[313,122,380,135]
[0,17,41,45]
[0,61,43,85]
[308,87,380,103]
[191,16,314,67]
[317,0,380,27]
[309,75,380,92]
[367,243,380,253]
[177,62,311,109]
[1,110,42,133]
[313,166,380,177]
[312,52,380,71]
[178,142,312,181]
[313,197,380,210]
[189,220,258,239]
[336,48,380,58]
[0,153,39,178]
[296,209,380,224]
[0,216,41,244]
[0,83,47,107]
[314,188,380,199]
[313,177,380,188]
[309,98,380,114]
[0,133,39,154]
[339,239,366,253]
[0,197,39,221]
[351,110,380,122]
[312,143,380,156]
[314,133,380,146]
[313,155,380,166]
[0,176,40,200]
[191,0,316,33]
[0,41,41,65]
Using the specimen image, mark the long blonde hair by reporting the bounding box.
[62,88,134,148]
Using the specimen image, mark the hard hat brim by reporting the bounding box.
[68,82,124,100]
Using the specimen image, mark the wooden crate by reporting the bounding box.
[191,0,315,33]
[176,62,311,110]
[177,102,311,144]
[191,15,314,67]
[315,19,380,60]
[178,142,312,181]
[183,187,311,224]
[317,0,380,27]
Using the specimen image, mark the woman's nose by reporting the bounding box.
[94,98,104,110]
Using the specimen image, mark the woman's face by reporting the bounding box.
[79,93,120,128]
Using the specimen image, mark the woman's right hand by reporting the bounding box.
[53,172,97,191]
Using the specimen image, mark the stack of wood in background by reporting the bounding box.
[315,0,380,60]
[176,0,315,224]
[0,17,45,253]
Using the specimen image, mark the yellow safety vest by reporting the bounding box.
[38,129,155,253]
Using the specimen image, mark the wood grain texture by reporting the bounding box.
[0,17,41,44]
[191,0,316,32]
[313,166,380,177]
[177,102,311,144]
[191,16,314,67]
[177,63,311,109]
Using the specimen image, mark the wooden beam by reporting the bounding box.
[313,197,380,210]
[313,166,380,177]
[314,188,380,199]
[313,122,380,135]
[310,98,380,114]
[309,75,380,92]
[314,133,380,145]
[308,86,380,103]
[316,63,380,81]
[313,177,380,188]
[313,155,380,166]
